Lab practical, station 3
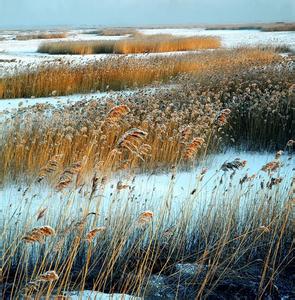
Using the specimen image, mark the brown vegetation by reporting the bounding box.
[0,48,278,99]
[206,22,295,32]
[38,35,221,54]
[261,23,295,32]
[0,54,293,182]
[15,32,67,40]
[0,46,294,299]
[1,147,294,298]
[88,28,139,36]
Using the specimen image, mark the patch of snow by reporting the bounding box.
[0,30,125,54]
[66,290,141,299]
[0,85,167,112]
[1,150,293,222]
[139,28,295,50]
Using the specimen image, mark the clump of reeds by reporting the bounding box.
[38,35,221,55]
[0,52,293,182]
[261,23,295,32]
[87,28,139,36]
[15,32,67,40]
[206,22,295,32]
[0,48,279,99]
[2,150,294,299]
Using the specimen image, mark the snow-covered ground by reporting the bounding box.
[140,28,295,49]
[1,28,294,55]
[0,30,128,77]
[0,29,125,53]
[0,85,170,113]
[1,150,293,223]
[0,89,125,112]
[66,290,141,299]
[0,28,294,78]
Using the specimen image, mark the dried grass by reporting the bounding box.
[15,32,67,40]
[0,48,278,99]
[0,46,294,299]
[38,35,220,55]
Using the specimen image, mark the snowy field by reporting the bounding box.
[1,27,294,300]
[140,28,295,49]
[1,150,293,223]
[0,27,294,79]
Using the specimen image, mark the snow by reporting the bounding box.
[0,29,128,77]
[1,150,293,222]
[0,30,126,54]
[1,28,294,79]
[0,85,166,112]
[140,28,295,50]
[66,290,141,299]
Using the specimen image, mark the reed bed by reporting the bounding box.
[0,48,278,99]
[261,23,295,32]
[38,35,221,55]
[1,151,294,298]
[87,28,139,36]
[0,56,294,183]
[206,22,295,32]
[15,32,67,41]
[0,46,294,298]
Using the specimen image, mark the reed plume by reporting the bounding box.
[24,281,40,292]
[117,181,129,190]
[137,143,152,160]
[63,212,97,234]
[56,160,83,190]
[37,208,47,221]
[183,138,205,159]
[106,105,130,122]
[37,154,63,182]
[22,226,55,244]
[287,140,295,147]
[137,211,154,226]
[37,270,59,282]
[267,177,283,189]
[85,227,107,243]
[261,160,281,173]
[215,108,231,126]
[117,128,148,153]
[221,158,247,171]
[180,126,192,143]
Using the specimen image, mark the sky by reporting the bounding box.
[0,0,294,29]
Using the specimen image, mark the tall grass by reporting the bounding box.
[0,56,293,183]
[88,28,139,36]
[0,48,279,99]
[15,32,67,40]
[206,22,295,32]
[38,35,221,55]
[1,149,294,298]
[261,23,295,32]
[0,46,294,298]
